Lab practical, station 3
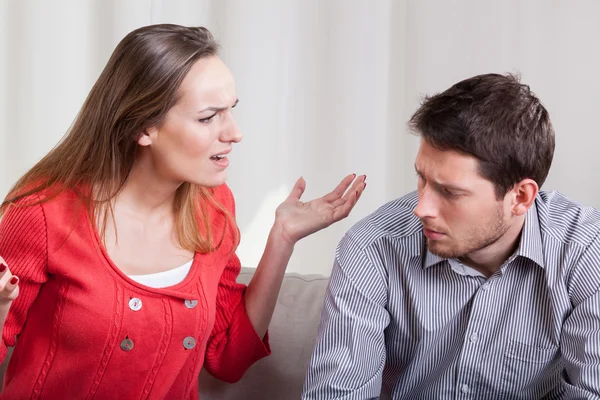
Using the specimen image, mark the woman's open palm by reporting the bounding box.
[274,174,366,244]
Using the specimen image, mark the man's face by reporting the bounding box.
[413,140,512,259]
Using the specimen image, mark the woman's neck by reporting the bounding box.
[115,153,183,217]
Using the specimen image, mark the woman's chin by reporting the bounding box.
[188,173,227,188]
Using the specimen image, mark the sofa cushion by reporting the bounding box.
[198,267,329,399]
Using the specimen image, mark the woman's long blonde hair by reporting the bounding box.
[1,24,238,253]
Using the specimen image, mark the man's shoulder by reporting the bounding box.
[345,191,422,248]
[537,190,600,247]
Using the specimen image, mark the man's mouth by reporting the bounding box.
[422,226,446,240]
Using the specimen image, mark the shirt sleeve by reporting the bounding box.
[556,235,600,399]
[0,200,49,363]
[302,233,389,400]
[202,184,271,383]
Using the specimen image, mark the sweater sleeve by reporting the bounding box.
[203,184,271,383]
[204,254,271,382]
[0,200,49,363]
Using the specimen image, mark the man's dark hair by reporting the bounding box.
[409,73,555,198]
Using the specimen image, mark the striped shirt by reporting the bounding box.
[302,190,600,400]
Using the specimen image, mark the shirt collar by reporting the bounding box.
[423,201,545,269]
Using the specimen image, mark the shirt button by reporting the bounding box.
[470,332,479,343]
[461,384,470,394]
[183,336,196,350]
[184,299,198,309]
[120,338,134,351]
[481,283,491,291]
[129,298,142,311]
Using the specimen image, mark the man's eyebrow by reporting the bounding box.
[438,182,470,193]
[414,165,470,192]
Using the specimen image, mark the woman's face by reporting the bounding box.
[140,55,242,187]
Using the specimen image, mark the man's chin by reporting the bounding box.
[427,242,461,259]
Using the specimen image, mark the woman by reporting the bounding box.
[0,24,365,399]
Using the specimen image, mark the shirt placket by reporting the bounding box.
[453,274,499,400]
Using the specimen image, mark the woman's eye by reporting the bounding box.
[199,113,217,124]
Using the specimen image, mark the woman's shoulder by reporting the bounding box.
[209,184,236,214]
[2,185,87,227]
[203,184,239,252]
[4,182,85,206]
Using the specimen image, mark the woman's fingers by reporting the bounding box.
[322,174,359,202]
[0,258,19,301]
[331,175,366,207]
[332,180,367,221]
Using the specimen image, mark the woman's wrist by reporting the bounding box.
[268,222,296,250]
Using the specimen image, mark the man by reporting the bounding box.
[302,74,600,399]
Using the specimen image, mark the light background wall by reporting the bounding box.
[2,0,599,275]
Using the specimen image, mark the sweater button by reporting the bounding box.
[183,336,196,350]
[120,338,134,351]
[129,298,142,311]
[184,299,198,309]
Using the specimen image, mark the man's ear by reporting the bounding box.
[510,179,539,216]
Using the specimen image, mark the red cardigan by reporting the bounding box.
[0,184,270,399]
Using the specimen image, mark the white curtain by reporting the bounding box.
[2,0,600,275]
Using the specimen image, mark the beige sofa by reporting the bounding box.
[199,267,329,399]
[0,268,329,399]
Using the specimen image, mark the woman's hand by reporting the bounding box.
[0,256,19,305]
[273,174,366,245]
[244,174,366,336]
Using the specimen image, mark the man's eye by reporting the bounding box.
[444,189,458,198]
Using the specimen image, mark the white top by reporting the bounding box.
[128,260,194,288]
